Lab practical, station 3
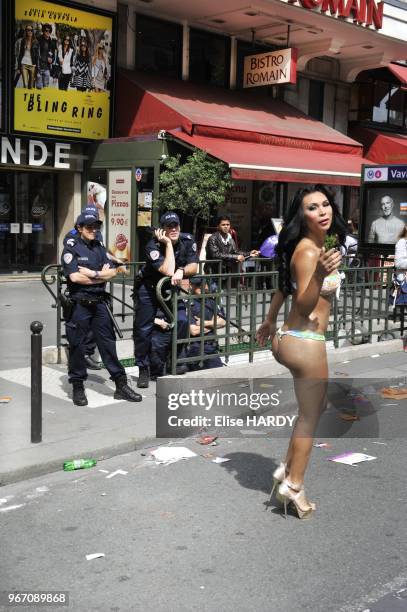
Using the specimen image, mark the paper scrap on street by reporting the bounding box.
[0,396,11,403]
[334,371,349,377]
[313,442,331,448]
[151,447,197,465]
[212,457,230,464]
[86,553,105,561]
[328,452,376,466]
[196,435,217,445]
[371,354,380,358]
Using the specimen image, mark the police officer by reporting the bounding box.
[134,212,198,388]
[63,206,104,371]
[187,277,226,370]
[61,210,142,406]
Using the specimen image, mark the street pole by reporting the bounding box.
[30,321,43,443]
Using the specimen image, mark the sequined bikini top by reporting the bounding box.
[291,270,341,298]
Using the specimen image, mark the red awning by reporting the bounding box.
[168,130,369,186]
[117,70,362,155]
[350,126,407,165]
[116,70,367,185]
[388,63,407,87]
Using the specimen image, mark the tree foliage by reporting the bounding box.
[156,150,232,231]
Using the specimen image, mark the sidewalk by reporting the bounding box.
[0,339,406,486]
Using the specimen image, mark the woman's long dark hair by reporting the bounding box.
[276,185,347,296]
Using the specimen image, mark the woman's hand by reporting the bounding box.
[256,319,276,347]
[315,247,342,279]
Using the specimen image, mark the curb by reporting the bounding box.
[0,435,161,487]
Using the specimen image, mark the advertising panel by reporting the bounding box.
[361,165,407,248]
[13,0,114,140]
[0,0,4,131]
[108,170,132,262]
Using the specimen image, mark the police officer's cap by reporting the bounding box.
[160,211,180,227]
[190,276,204,286]
[76,211,102,227]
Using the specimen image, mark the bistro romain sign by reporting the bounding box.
[287,0,384,29]
[0,137,71,169]
[244,48,297,88]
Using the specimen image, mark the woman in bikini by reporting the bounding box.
[257,185,346,519]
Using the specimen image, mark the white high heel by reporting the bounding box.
[269,462,287,501]
[278,479,316,519]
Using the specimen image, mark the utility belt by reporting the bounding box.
[73,293,109,307]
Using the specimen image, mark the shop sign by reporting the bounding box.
[13,0,114,140]
[108,170,132,262]
[1,136,70,168]
[244,48,297,88]
[364,165,407,182]
[287,0,383,29]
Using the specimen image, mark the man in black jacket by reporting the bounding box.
[205,216,258,275]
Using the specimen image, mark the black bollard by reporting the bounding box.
[31,321,43,443]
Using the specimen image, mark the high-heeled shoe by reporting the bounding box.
[269,462,287,500]
[278,479,316,519]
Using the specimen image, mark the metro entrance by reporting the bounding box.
[0,170,56,272]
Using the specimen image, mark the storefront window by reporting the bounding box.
[388,86,405,127]
[0,171,56,271]
[135,15,182,79]
[189,29,230,88]
[136,166,155,261]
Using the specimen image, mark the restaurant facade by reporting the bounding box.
[1,0,407,269]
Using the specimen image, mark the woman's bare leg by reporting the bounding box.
[272,334,328,485]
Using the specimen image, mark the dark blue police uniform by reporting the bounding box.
[61,236,125,383]
[63,228,104,361]
[150,307,172,378]
[187,295,225,370]
[134,232,198,368]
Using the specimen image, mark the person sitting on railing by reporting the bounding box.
[186,277,226,370]
[133,212,199,388]
[149,307,172,381]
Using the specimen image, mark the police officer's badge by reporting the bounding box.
[64,253,73,264]
[150,250,160,261]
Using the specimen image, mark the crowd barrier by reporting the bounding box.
[41,257,399,373]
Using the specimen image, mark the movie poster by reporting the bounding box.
[0,0,3,131]
[363,186,407,245]
[13,0,113,140]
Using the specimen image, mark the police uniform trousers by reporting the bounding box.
[187,338,223,370]
[66,302,125,383]
[150,326,171,376]
[134,283,189,368]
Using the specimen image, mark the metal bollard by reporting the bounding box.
[30,321,43,443]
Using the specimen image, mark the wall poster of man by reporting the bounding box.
[363,187,407,245]
[13,0,114,140]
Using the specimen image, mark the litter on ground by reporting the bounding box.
[212,457,231,464]
[151,447,197,465]
[86,553,105,561]
[328,452,376,466]
[196,435,217,445]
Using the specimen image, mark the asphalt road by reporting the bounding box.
[1,436,406,612]
[0,282,57,370]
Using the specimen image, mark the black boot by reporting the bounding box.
[137,366,150,388]
[114,375,142,402]
[72,381,88,406]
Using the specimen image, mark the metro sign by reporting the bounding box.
[288,0,384,29]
